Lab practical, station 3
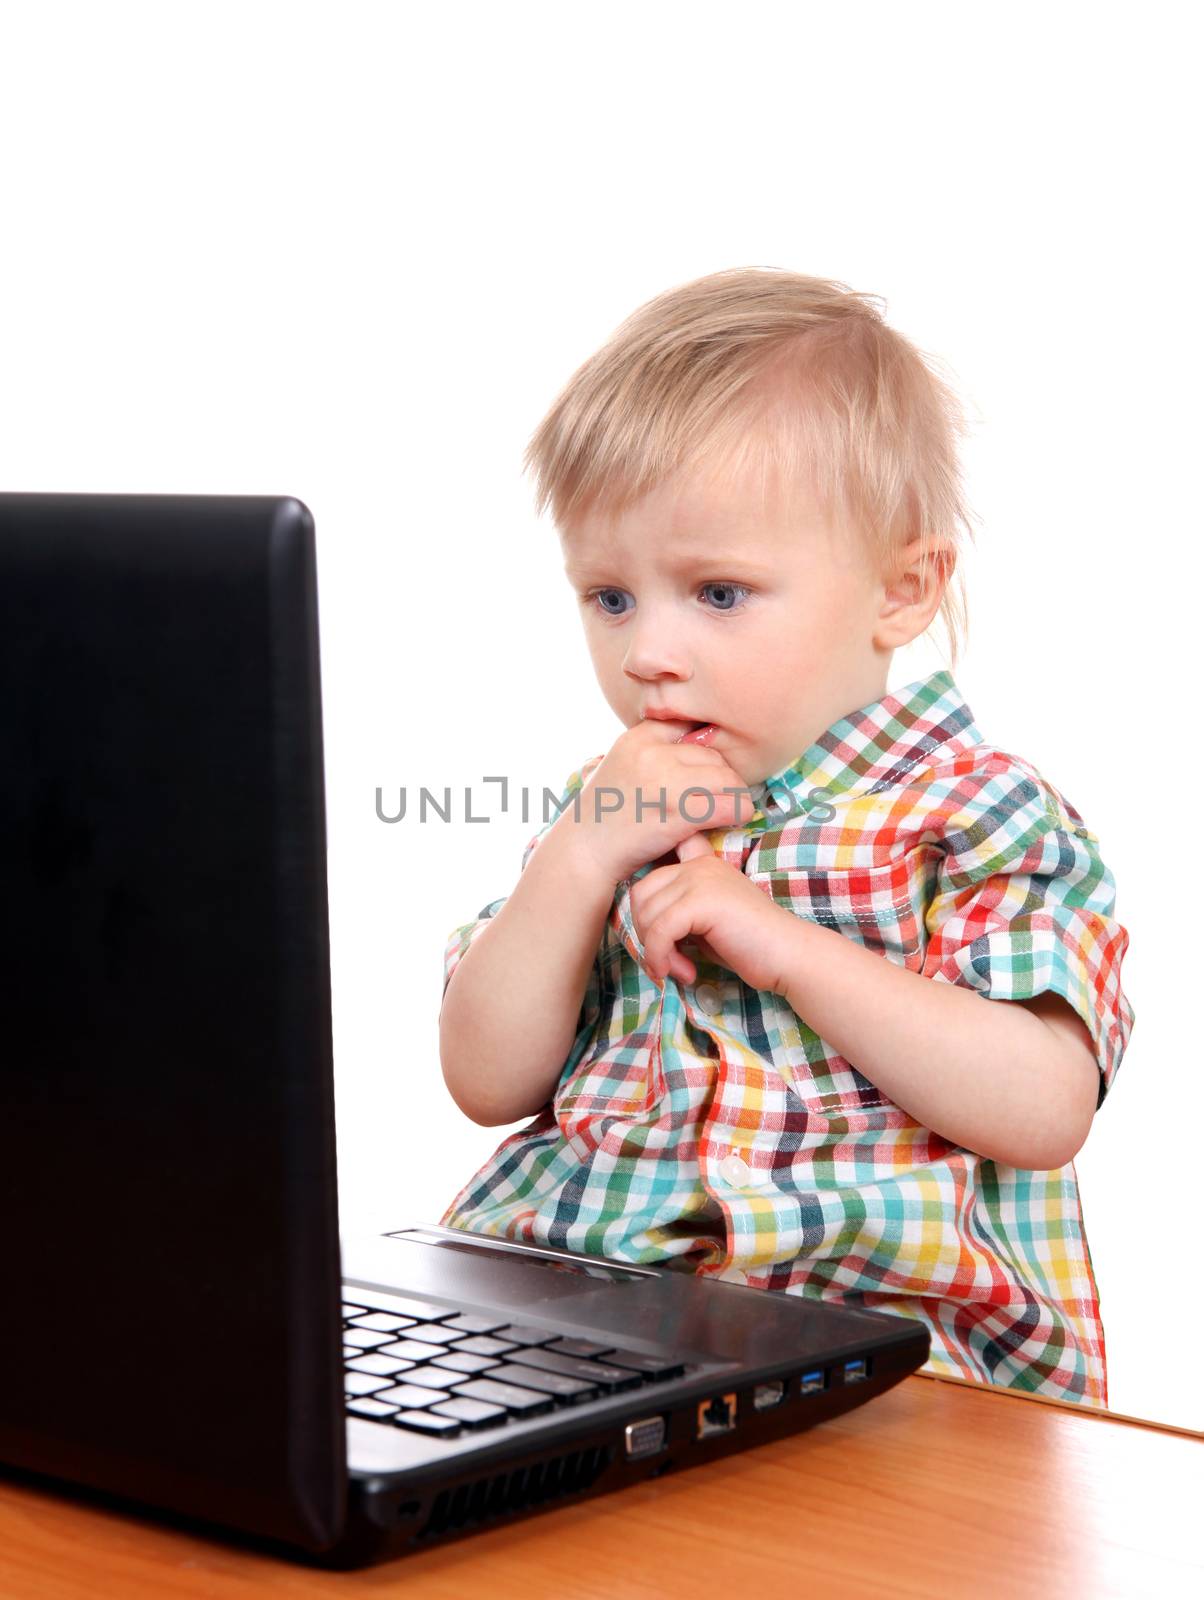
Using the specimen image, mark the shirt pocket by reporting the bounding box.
[744,846,938,1114]
[748,845,936,968]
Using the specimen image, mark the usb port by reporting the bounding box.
[843,1356,870,1383]
[799,1368,826,1395]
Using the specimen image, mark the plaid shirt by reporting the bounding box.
[438,669,1135,1405]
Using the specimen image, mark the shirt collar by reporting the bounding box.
[745,667,981,824]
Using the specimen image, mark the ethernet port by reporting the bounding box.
[696,1392,739,1438]
[753,1380,786,1411]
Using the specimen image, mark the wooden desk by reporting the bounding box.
[1,1373,1200,1598]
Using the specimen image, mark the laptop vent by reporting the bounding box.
[414,1444,615,1541]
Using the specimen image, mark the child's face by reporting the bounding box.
[559,460,898,787]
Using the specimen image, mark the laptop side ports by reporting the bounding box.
[798,1367,827,1395]
[843,1356,871,1383]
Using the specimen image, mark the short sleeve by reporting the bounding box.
[439,753,607,1004]
[441,894,508,1002]
[920,754,1134,1110]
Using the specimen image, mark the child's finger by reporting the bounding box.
[666,948,696,984]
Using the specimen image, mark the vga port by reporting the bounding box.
[624,1416,667,1459]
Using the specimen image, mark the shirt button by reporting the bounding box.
[719,1152,752,1186]
[695,982,723,1015]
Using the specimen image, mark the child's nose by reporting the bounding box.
[621,606,691,680]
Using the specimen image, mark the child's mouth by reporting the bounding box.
[678,721,719,745]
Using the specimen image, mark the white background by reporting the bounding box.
[2,1,1198,1430]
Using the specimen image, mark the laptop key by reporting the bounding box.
[392,1410,463,1438]
[341,1303,369,1318]
[347,1398,398,1419]
[398,1365,473,1391]
[454,1334,519,1357]
[488,1363,598,1401]
[345,1312,419,1332]
[492,1324,562,1346]
[600,1351,687,1380]
[345,1353,416,1376]
[375,1381,456,1408]
[454,1377,555,1416]
[342,1328,395,1350]
[502,1346,643,1390]
[435,1312,510,1336]
[377,1336,455,1362]
[429,1350,502,1376]
[429,1397,508,1429]
[344,1372,394,1396]
[545,1336,616,1359]
[392,1323,467,1347]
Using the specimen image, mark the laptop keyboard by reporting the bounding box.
[342,1286,693,1440]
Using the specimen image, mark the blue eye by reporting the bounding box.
[592,588,631,616]
[700,582,748,612]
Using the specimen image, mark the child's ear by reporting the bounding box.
[875,537,954,643]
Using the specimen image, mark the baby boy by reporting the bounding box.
[438,268,1135,1406]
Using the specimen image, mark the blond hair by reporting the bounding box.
[522,266,977,669]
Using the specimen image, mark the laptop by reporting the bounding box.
[0,491,930,1569]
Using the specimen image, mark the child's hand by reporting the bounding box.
[569,718,757,887]
[629,843,796,994]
